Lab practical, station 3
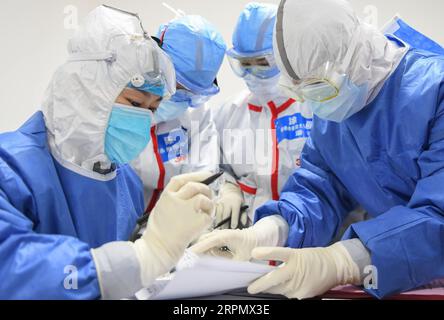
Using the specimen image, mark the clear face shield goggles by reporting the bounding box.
[227,49,280,79]
[127,49,176,100]
[103,5,176,99]
[279,29,361,102]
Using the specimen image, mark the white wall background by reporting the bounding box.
[0,0,443,132]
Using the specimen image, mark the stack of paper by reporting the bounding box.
[135,250,275,300]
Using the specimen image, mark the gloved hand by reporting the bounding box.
[248,242,362,299]
[190,216,286,260]
[215,182,244,229]
[133,171,214,287]
[91,171,215,299]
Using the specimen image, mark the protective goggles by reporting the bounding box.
[279,28,361,102]
[279,64,345,102]
[227,49,280,79]
[127,56,175,99]
[125,46,176,99]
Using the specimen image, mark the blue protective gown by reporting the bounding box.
[0,112,145,299]
[256,47,444,298]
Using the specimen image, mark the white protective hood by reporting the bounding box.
[42,5,175,177]
[273,0,408,104]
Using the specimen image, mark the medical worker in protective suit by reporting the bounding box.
[0,5,215,299]
[211,2,313,231]
[132,14,226,212]
[193,0,444,299]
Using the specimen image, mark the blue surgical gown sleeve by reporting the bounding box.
[255,133,359,248]
[0,185,100,299]
[343,86,444,298]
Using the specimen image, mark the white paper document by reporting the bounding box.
[135,250,275,300]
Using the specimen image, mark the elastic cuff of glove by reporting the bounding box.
[133,235,178,287]
[331,241,365,285]
[91,241,143,300]
[253,215,289,247]
[340,238,372,281]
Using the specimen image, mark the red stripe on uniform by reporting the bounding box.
[238,181,257,195]
[146,189,160,214]
[268,101,280,201]
[145,126,166,213]
[277,98,296,113]
[248,103,263,112]
[267,99,296,201]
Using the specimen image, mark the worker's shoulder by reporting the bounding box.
[0,111,49,161]
[0,112,57,199]
[219,90,250,109]
[211,90,251,118]
[405,48,444,77]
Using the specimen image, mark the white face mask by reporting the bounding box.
[244,73,281,98]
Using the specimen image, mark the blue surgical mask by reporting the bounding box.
[105,103,153,164]
[306,77,369,123]
[154,100,190,124]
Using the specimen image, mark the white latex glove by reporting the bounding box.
[248,242,362,299]
[132,171,214,287]
[191,216,287,261]
[215,182,244,229]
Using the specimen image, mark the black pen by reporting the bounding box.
[213,205,249,229]
[200,170,224,185]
